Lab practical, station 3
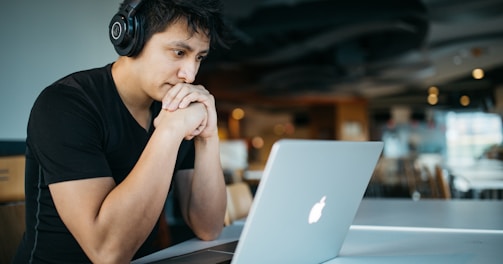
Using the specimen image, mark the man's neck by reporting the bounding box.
[112,58,153,130]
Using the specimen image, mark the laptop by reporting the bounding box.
[150,139,383,264]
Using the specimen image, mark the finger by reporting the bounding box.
[162,90,179,110]
[163,84,209,111]
[167,90,190,111]
[162,84,188,110]
[191,127,202,136]
[178,92,209,109]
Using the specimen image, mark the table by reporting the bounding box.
[327,226,503,264]
[133,199,503,264]
[328,199,503,264]
[354,198,503,230]
[449,159,503,199]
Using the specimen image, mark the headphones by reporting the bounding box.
[109,0,145,57]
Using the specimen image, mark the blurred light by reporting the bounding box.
[428,86,439,96]
[251,136,264,149]
[427,94,438,105]
[472,68,484,79]
[231,108,245,120]
[284,122,295,135]
[273,124,285,135]
[471,47,483,57]
[460,95,470,106]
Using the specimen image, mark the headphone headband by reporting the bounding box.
[123,0,143,16]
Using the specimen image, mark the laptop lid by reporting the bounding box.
[231,139,383,264]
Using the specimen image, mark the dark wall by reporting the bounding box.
[0,141,26,156]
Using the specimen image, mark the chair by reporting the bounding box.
[423,165,440,198]
[0,202,25,263]
[0,155,25,203]
[415,164,451,200]
[153,208,173,249]
[0,155,26,263]
[224,182,253,226]
[434,165,451,199]
[404,158,422,199]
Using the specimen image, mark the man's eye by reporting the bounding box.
[174,50,185,57]
[197,55,207,62]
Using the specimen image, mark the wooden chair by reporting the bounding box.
[0,155,26,263]
[423,165,440,198]
[0,202,25,263]
[416,164,451,200]
[224,182,253,226]
[434,165,451,199]
[0,155,25,203]
[152,208,173,249]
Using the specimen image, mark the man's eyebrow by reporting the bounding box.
[171,41,209,54]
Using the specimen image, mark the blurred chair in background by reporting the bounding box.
[225,182,253,226]
[435,165,452,199]
[0,155,26,263]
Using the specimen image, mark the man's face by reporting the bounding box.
[133,19,210,102]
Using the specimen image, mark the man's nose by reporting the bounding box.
[178,61,199,83]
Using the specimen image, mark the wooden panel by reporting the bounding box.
[335,101,369,141]
[0,155,25,203]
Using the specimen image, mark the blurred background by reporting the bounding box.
[1,0,503,258]
[1,0,503,200]
[202,0,503,200]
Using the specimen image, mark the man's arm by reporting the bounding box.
[49,103,208,263]
[164,83,227,241]
[174,135,227,241]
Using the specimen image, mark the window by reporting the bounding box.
[445,111,502,166]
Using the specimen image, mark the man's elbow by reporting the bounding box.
[195,225,224,241]
[85,242,136,264]
[87,251,128,264]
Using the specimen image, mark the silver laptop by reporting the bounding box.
[151,139,383,264]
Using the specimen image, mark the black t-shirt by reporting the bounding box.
[13,64,195,263]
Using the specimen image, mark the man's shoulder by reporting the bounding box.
[55,63,113,89]
[33,63,116,114]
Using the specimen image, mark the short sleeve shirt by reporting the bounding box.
[14,64,195,263]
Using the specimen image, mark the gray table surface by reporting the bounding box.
[134,198,503,264]
[353,198,503,230]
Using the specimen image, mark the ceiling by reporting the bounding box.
[198,0,503,114]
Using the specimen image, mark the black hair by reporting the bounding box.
[126,0,231,50]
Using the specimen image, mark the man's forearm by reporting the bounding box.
[189,135,227,240]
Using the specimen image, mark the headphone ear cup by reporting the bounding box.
[109,13,126,46]
[127,14,145,57]
[109,11,142,57]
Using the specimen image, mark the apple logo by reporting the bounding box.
[308,195,326,224]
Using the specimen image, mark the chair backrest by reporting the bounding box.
[417,164,451,200]
[0,155,26,263]
[0,202,26,263]
[225,182,253,226]
[0,155,25,203]
[422,165,439,198]
[434,165,451,199]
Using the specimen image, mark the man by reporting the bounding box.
[13,0,230,263]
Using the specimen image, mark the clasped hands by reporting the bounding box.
[153,83,218,140]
